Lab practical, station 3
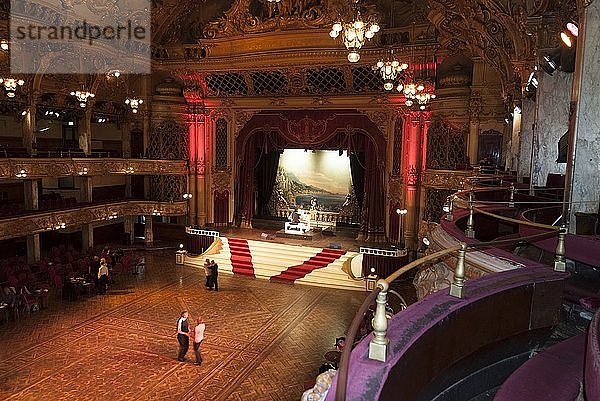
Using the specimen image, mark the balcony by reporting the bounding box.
[0,200,187,240]
[0,158,187,179]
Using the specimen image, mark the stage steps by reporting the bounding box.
[185,237,364,291]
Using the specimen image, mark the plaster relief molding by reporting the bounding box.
[207,108,232,123]
[422,169,472,190]
[469,90,483,120]
[0,159,187,180]
[311,96,331,106]
[233,110,260,138]
[270,97,287,106]
[359,109,392,141]
[387,176,404,203]
[0,201,187,240]
[202,0,356,39]
[211,167,233,192]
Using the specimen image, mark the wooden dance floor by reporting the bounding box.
[0,251,366,401]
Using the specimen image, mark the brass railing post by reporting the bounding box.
[465,191,475,238]
[369,279,390,362]
[445,196,454,221]
[554,225,567,272]
[508,184,515,208]
[450,243,468,298]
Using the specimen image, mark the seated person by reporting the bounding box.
[289,209,300,224]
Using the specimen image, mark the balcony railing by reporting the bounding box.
[0,200,187,240]
[0,158,187,179]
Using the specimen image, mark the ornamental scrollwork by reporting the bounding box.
[211,167,233,192]
[0,159,187,179]
[0,201,187,240]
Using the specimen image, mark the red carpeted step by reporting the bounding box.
[270,248,346,283]
[227,238,255,277]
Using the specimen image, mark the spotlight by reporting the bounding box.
[561,32,572,48]
[179,243,184,249]
[540,49,560,75]
[567,22,578,37]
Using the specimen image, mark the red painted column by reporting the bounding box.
[402,111,430,252]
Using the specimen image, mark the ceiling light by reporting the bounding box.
[567,22,578,37]
[0,40,8,50]
[561,32,572,48]
[330,4,380,63]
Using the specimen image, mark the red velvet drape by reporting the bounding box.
[213,190,229,227]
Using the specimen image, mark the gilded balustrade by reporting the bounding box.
[0,158,187,179]
[0,200,187,240]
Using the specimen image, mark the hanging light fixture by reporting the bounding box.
[267,0,280,2]
[373,50,408,91]
[329,0,380,63]
[0,40,8,51]
[125,97,143,114]
[70,90,95,108]
[0,78,25,98]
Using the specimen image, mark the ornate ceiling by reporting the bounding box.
[0,0,577,109]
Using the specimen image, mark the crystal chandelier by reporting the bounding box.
[267,0,280,2]
[329,1,380,63]
[401,80,436,110]
[70,90,95,108]
[125,97,143,114]
[373,51,408,91]
[0,78,25,98]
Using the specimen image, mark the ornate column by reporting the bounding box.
[144,216,153,247]
[78,108,93,156]
[121,120,132,158]
[468,90,482,165]
[563,0,600,232]
[402,112,429,252]
[82,224,94,251]
[124,216,135,245]
[24,179,40,263]
[22,104,36,156]
[362,109,393,241]
[79,176,93,203]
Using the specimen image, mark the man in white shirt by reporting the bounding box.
[176,311,190,362]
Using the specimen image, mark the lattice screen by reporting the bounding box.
[215,118,228,170]
[149,175,186,202]
[148,119,189,160]
[251,71,289,95]
[426,120,468,170]
[304,68,346,94]
[424,188,455,223]
[392,117,403,176]
[205,73,248,96]
[352,65,382,93]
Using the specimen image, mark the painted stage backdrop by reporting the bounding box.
[268,149,358,219]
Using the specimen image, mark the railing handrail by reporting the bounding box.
[335,245,463,401]
[185,227,220,237]
[473,205,560,231]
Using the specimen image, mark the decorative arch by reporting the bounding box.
[234,110,386,241]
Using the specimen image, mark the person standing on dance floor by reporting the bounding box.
[193,317,205,365]
[209,260,219,291]
[176,311,190,362]
[203,258,212,289]
[98,258,109,294]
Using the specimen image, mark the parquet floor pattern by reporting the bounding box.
[0,252,366,401]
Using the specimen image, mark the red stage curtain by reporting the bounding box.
[256,150,281,217]
[234,111,386,240]
[214,190,229,227]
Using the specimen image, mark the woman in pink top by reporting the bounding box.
[193,317,205,366]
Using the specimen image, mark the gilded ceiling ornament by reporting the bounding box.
[203,0,353,38]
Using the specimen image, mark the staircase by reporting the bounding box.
[185,237,364,291]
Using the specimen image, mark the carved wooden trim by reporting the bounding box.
[0,201,188,240]
[0,159,187,179]
[422,169,473,189]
